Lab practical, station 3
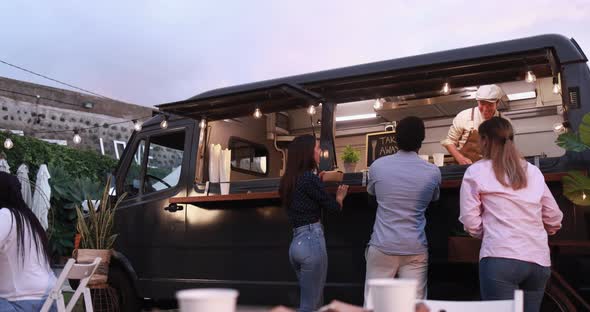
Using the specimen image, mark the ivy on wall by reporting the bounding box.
[0,131,118,262]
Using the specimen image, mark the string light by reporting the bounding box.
[552,77,561,94]
[442,82,451,95]
[199,118,207,129]
[525,70,536,83]
[160,116,169,129]
[253,108,262,119]
[3,138,13,150]
[307,105,317,115]
[133,119,143,132]
[373,98,383,110]
[73,130,82,144]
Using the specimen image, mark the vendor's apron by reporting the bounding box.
[459,108,482,163]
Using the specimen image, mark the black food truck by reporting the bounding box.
[106,34,590,311]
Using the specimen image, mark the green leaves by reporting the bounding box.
[554,112,590,207]
[562,171,590,206]
[76,176,126,250]
[556,133,590,152]
[556,113,590,152]
[579,113,590,146]
[341,145,361,163]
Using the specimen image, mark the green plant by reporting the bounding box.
[76,176,126,250]
[556,113,590,206]
[341,145,361,163]
[0,131,117,260]
[48,165,103,261]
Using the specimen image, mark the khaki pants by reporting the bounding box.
[364,245,428,308]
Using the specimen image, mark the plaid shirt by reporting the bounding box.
[286,171,341,228]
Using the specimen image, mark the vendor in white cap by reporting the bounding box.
[441,84,511,165]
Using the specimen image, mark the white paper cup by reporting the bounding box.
[418,154,429,162]
[176,288,238,312]
[367,278,417,312]
[433,153,445,167]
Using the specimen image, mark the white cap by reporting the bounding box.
[475,84,503,102]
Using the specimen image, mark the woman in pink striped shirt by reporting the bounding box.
[459,117,563,312]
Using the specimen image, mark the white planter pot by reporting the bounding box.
[343,162,357,173]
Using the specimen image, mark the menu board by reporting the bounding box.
[366,131,398,167]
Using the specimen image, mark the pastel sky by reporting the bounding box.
[0,0,588,107]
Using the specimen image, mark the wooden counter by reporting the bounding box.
[170,171,571,205]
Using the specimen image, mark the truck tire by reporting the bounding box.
[108,265,142,312]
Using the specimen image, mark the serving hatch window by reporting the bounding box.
[228,136,269,176]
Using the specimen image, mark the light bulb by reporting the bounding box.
[199,119,207,129]
[160,119,168,129]
[373,99,383,110]
[525,71,536,83]
[552,76,561,95]
[253,108,262,119]
[442,82,451,95]
[583,192,587,201]
[307,105,317,115]
[4,138,13,150]
[133,120,142,131]
[73,133,82,144]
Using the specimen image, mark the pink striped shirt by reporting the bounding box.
[459,160,563,267]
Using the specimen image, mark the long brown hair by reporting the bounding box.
[279,135,317,208]
[478,117,527,190]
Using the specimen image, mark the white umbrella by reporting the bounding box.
[0,159,10,173]
[32,164,51,230]
[17,164,33,207]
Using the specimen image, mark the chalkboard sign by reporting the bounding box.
[366,131,398,167]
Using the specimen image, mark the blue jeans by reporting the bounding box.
[0,298,56,312]
[289,222,328,312]
[480,257,551,312]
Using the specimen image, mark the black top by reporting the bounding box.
[287,171,341,228]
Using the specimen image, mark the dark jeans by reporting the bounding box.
[0,298,56,312]
[289,222,327,312]
[480,257,551,312]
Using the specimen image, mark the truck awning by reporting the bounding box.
[157,34,587,121]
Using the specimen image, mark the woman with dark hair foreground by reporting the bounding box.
[0,172,56,312]
[460,117,563,312]
[279,135,349,312]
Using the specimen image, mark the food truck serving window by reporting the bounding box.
[228,136,269,176]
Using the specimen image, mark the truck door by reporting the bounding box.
[113,118,197,298]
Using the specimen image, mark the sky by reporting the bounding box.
[0,0,589,107]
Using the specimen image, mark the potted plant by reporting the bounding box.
[75,176,126,287]
[556,112,590,206]
[341,145,361,173]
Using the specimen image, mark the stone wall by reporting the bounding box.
[0,76,154,161]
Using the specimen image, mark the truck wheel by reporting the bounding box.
[108,265,142,312]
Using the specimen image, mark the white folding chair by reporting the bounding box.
[41,257,102,312]
[421,289,524,312]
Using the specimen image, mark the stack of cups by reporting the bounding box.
[366,278,418,312]
[432,153,445,167]
[176,289,239,312]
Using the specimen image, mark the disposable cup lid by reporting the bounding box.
[368,278,418,287]
[176,289,239,300]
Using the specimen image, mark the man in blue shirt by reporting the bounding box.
[365,116,441,305]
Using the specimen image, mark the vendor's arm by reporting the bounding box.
[441,114,472,165]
